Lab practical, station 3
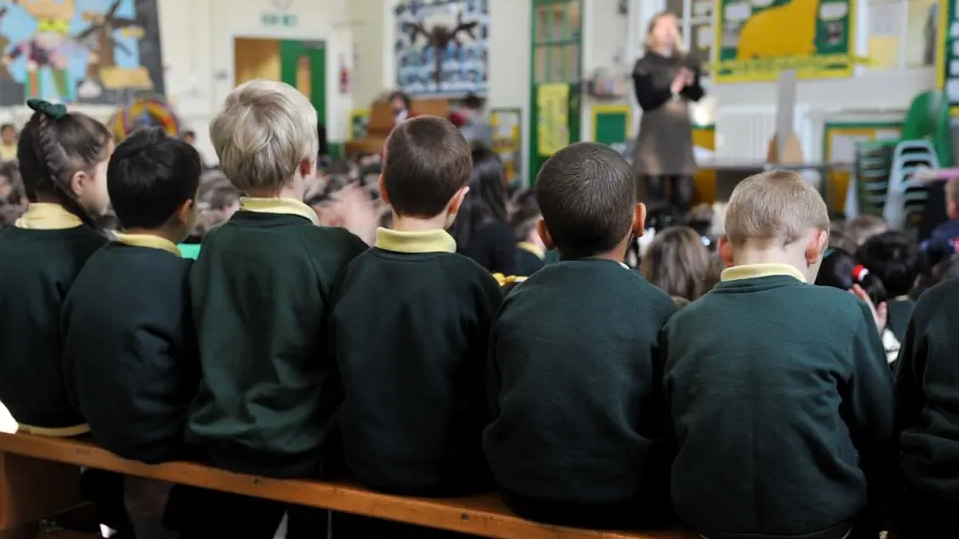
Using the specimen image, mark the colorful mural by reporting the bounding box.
[0,0,164,105]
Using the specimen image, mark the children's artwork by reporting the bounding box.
[536,83,568,156]
[108,94,180,141]
[0,0,165,105]
[714,0,855,82]
[394,0,489,96]
[490,107,521,181]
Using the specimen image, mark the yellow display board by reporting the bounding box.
[348,109,370,141]
[536,83,570,155]
[692,125,716,205]
[491,108,523,181]
[822,122,901,212]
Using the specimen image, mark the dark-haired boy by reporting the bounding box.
[330,117,501,532]
[509,192,546,277]
[484,142,677,529]
[663,171,895,539]
[895,278,959,538]
[856,230,920,341]
[63,126,201,463]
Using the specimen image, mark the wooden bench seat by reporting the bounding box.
[0,433,696,539]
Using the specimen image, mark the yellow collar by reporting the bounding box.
[375,227,456,254]
[518,241,545,260]
[114,232,181,256]
[493,273,527,286]
[15,203,83,230]
[721,263,806,283]
[239,197,319,226]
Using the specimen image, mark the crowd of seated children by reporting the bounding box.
[855,230,920,342]
[330,116,502,538]
[486,142,677,530]
[450,145,517,274]
[180,79,368,539]
[640,225,711,301]
[508,189,546,277]
[843,214,889,251]
[178,171,241,259]
[663,171,896,539]
[0,99,136,537]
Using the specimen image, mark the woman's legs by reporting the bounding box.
[668,175,693,211]
[643,175,666,205]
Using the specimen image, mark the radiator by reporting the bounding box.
[714,105,815,163]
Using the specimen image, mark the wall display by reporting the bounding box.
[108,94,180,142]
[590,105,631,153]
[490,107,521,181]
[713,0,855,82]
[536,83,569,155]
[0,0,165,105]
[349,109,370,140]
[394,0,489,96]
[938,0,959,114]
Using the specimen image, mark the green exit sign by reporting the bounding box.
[261,13,298,27]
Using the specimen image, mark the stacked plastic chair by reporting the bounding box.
[108,94,181,143]
[883,140,939,229]
[853,140,895,218]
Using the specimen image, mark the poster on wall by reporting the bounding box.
[0,0,165,106]
[394,0,490,96]
[713,0,855,82]
[938,0,959,114]
[536,83,568,156]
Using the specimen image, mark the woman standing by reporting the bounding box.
[451,146,517,275]
[632,12,705,211]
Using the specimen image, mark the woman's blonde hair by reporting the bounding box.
[642,226,711,300]
[644,12,686,54]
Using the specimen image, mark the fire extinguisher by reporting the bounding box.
[339,55,350,94]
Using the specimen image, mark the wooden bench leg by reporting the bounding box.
[0,451,83,533]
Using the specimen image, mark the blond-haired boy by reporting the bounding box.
[182,80,367,539]
[661,171,896,539]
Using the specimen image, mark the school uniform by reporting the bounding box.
[330,227,502,538]
[663,264,896,539]
[514,241,545,277]
[181,198,366,539]
[886,297,914,343]
[484,258,677,529]
[62,234,198,464]
[0,203,106,434]
[895,278,959,538]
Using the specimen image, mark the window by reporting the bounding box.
[532,0,582,83]
[866,0,938,70]
[666,0,714,77]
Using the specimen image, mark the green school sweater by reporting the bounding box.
[0,225,106,431]
[886,297,915,343]
[330,227,503,495]
[663,265,896,539]
[186,208,366,476]
[62,239,198,464]
[484,259,677,504]
[896,278,959,499]
[514,242,545,277]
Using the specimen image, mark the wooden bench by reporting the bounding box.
[0,433,696,539]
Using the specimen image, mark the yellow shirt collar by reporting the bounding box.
[721,263,806,283]
[15,203,83,230]
[517,241,546,260]
[113,232,182,257]
[375,227,456,254]
[239,197,319,226]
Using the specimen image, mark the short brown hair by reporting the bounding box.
[845,214,887,248]
[724,170,829,247]
[382,115,471,217]
[641,226,711,300]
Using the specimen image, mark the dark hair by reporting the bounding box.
[182,130,196,139]
[388,91,411,110]
[463,93,483,111]
[450,146,507,247]
[107,127,201,230]
[509,189,540,242]
[816,248,888,307]
[855,231,921,297]
[641,226,712,300]
[382,115,471,217]
[534,142,635,259]
[18,106,112,225]
[932,256,959,285]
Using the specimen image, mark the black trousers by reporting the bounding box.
[80,468,135,538]
[644,175,693,211]
[896,487,959,539]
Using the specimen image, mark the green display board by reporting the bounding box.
[714,0,855,83]
[591,105,630,152]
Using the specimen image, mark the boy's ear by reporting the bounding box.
[377,175,391,205]
[298,158,315,180]
[631,202,647,238]
[718,236,734,267]
[448,185,470,215]
[175,198,195,225]
[805,228,828,267]
[536,218,555,250]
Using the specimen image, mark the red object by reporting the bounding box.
[851,264,869,282]
[339,64,350,94]
[448,111,467,127]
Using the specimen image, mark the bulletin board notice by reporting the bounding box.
[938,0,959,114]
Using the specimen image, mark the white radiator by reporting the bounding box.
[714,105,815,163]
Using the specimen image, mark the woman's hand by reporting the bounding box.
[671,68,691,94]
[849,284,888,333]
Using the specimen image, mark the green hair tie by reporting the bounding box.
[26,98,68,120]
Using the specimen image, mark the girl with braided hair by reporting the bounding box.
[0,99,134,537]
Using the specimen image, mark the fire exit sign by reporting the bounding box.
[261,12,298,27]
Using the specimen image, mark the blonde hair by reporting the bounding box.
[210,79,318,193]
[724,170,829,247]
[641,226,711,300]
[644,12,686,54]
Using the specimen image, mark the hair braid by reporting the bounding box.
[28,113,96,226]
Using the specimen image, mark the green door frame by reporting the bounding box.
[528,0,583,184]
[279,40,327,126]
